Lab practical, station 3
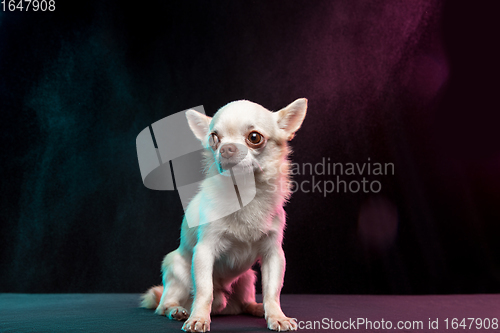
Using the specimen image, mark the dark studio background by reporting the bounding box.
[1,0,499,295]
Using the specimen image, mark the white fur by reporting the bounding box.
[141,99,307,332]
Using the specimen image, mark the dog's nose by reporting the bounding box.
[220,144,238,159]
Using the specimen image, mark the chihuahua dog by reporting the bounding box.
[141,98,307,332]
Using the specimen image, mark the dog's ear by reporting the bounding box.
[275,98,307,140]
[186,109,212,142]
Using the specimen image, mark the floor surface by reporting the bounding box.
[1,294,499,332]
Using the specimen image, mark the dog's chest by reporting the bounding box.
[215,238,261,273]
[221,193,276,241]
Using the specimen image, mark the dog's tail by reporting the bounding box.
[140,285,164,309]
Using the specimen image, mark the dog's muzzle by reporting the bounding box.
[219,143,248,170]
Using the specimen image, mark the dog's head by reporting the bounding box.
[186,99,307,178]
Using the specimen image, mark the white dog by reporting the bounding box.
[141,98,307,332]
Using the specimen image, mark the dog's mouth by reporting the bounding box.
[217,158,263,178]
[218,159,247,175]
[219,160,238,171]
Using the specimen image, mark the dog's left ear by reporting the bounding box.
[186,109,212,142]
[275,98,308,141]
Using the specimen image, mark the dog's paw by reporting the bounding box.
[182,316,211,332]
[167,306,190,321]
[267,316,297,331]
[244,302,265,317]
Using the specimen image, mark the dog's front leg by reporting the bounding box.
[182,243,214,333]
[261,247,297,331]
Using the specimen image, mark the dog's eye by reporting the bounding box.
[247,131,263,146]
[209,133,220,149]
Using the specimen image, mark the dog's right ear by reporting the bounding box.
[275,98,308,141]
[186,109,212,142]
